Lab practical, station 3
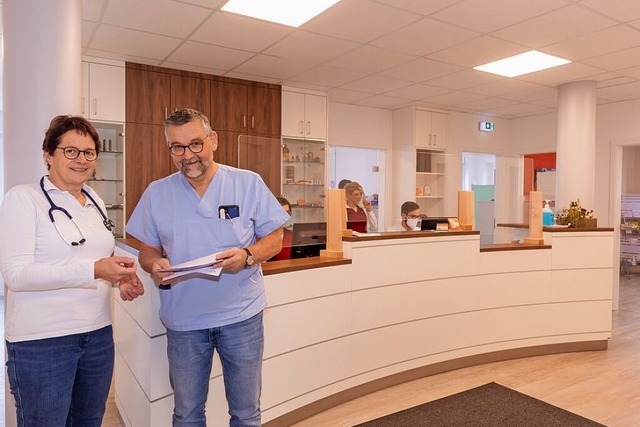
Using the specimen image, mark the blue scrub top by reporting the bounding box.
[126,165,289,330]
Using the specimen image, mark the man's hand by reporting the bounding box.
[216,247,247,274]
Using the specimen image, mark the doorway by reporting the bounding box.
[461,152,496,244]
[329,146,385,231]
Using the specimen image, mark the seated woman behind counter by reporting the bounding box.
[345,181,378,233]
[270,197,293,261]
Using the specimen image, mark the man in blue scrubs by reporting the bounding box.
[126,108,289,427]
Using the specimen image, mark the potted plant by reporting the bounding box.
[555,199,596,228]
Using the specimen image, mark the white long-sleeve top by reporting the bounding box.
[0,177,115,342]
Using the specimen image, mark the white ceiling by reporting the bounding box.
[77,0,640,118]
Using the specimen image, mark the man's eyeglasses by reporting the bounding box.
[169,139,206,156]
[57,147,98,161]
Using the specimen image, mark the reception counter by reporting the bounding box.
[112,229,613,427]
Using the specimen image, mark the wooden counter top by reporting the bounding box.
[497,223,614,232]
[480,243,551,252]
[117,237,351,275]
[342,230,479,242]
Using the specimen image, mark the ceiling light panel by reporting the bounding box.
[222,0,341,27]
[474,50,571,78]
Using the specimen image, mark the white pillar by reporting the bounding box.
[3,2,82,426]
[555,80,596,211]
[3,0,82,191]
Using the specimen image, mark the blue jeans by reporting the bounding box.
[166,311,264,427]
[6,325,114,427]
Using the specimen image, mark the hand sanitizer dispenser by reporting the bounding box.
[543,200,554,226]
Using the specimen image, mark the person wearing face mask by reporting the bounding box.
[270,197,293,261]
[344,181,378,233]
[387,201,422,232]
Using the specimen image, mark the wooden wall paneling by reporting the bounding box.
[215,130,241,168]
[170,75,211,119]
[126,67,170,125]
[125,123,172,222]
[211,81,248,132]
[239,135,282,196]
[248,85,281,136]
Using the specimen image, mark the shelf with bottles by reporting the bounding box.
[88,121,126,237]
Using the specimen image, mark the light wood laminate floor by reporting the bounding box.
[4,275,634,426]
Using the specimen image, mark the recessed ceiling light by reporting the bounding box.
[474,50,571,78]
[221,0,341,27]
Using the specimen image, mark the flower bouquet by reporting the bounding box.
[555,199,596,228]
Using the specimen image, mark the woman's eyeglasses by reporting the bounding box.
[169,140,205,156]
[57,147,98,161]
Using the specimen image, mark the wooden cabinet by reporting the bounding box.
[125,63,283,215]
[126,67,170,125]
[415,150,446,217]
[125,123,173,223]
[171,74,211,119]
[211,81,280,136]
[82,61,125,123]
[282,90,327,140]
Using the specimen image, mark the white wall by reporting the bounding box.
[509,98,640,227]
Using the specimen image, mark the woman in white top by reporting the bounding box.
[0,115,144,427]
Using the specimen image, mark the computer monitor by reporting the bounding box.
[421,217,450,231]
[291,222,327,258]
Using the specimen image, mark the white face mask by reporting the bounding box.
[406,218,419,230]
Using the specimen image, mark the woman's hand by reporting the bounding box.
[118,274,145,301]
[362,197,373,212]
[94,256,138,283]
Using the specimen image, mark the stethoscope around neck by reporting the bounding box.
[40,176,115,246]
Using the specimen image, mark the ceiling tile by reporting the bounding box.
[324,45,416,74]
[541,25,640,60]
[91,25,182,59]
[327,88,373,103]
[233,54,315,80]
[302,0,420,43]
[192,11,293,53]
[166,40,255,70]
[340,74,413,93]
[583,45,640,71]
[384,83,451,100]
[456,96,517,110]
[171,0,226,8]
[102,0,209,38]
[597,80,640,99]
[84,48,162,66]
[373,0,463,16]
[422,91,486,106]
[287,65,367,87]
[81,21,97,46]
[162,61,227,76]
[427,36,526,68]
[515,62,604,86]
[425,69,504,91]
[580,0,640,22]
[263,30,359,63]
[432,0,567,33]
[492,4,617,49]
[372,17,478,56]
[466,78,540,96]
[354,94,414,109]
[222,71,281,84]
[81,0,107,21]
[380,58,464,82]
[500,85,557,102]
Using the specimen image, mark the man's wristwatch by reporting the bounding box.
[243,248,254,268]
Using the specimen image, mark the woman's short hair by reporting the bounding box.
[401,201,421,215]
[343,181,363,196]
[276,196,291,212]
[42,115,100,156]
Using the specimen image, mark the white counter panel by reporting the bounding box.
[351,312,480,375]
[262,337,352,409]
[114,246,165,336]
[552,268,613,302]
[479,249,551,274]
[265,264,351,306]
[264,293,351,358]
[548,232,614,269]
[351,276,479,332]
[346,235,480,290]
[476,271,552,309]
[477,301,612,343]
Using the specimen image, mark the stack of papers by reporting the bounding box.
[157,253,223,281]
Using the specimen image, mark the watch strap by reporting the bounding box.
[243,247,254,267]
